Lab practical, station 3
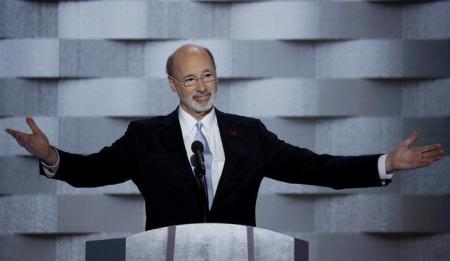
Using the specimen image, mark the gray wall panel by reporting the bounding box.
[57,195,144,233]
[231,2,401,40]
[0,79,57,116]
[1,0,57,38]
[399,233,450,261]
[0,235,56,261]
[403,1,450,39]
[59,40,145,77]
[213,80,232,112]
[256,194,315,233]
[315,117,403,155]
[231,41,315,78]
[403,41,450,77]
[0,195,58,233]
[258,194,450,233]
[316,40,450,78]
[402,79,450,117]
[316,80,402,116]
[0,39,60,77]
[315,195,450,233]
[229,79,320,116]
[0,2,6,38]
[57,78,177,117]
[259,117,318,149]
[310,233,400,261]
[402,118,450,151]
[316,40,403,78]
[289,232,450,261]
[58,117,131,153]
[165,2,230,39]
[228,79,402,117]
[58,1,151,39]
[401,156,450,195]
[59,2,230,39]
[0,156,56,195]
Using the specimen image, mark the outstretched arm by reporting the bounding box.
[386,132,444,173]
[5,116,138,187]
[259,118,445,189]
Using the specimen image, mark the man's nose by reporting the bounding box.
[195,78,207,91]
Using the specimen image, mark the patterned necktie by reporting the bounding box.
[195,122,214,210]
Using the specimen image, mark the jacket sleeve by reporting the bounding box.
[39,121,139,188]
[258,120,384,189]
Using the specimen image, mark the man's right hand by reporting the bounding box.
[4,117,58,165]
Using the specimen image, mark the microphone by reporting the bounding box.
[191,140,209,221]
[191,140,205,177]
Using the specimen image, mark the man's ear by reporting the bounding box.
[168,76,176,92]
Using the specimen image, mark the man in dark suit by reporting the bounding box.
[5,45,445,230]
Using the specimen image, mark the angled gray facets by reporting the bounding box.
[0,0,57,38]
[58,1,230,39]
[0,79,57,116]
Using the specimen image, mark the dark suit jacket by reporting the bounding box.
[40,108,385,230]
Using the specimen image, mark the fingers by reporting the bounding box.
[402,131,418,147]
[5,128,24,138]
[415,161,433,168]
[26,117,42,134]
[416,143,442,153]
[421,148,445,160]
[4,128,30,146]
[412,143,445,161]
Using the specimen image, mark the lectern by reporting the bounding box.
[86,223,308,261]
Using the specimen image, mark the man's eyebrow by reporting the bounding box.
[182,74,196,79]
[182,70,214,79]
[202,69,215,75]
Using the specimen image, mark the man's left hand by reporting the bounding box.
[386,131,445,173]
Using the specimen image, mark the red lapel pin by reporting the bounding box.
[229,130,237,137]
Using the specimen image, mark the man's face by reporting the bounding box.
[168,49,217,119]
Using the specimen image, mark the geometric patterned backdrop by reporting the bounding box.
[1,0,449,260]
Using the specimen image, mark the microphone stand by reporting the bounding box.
[191,154,209,222]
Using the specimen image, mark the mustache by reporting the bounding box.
[194,92,212,98]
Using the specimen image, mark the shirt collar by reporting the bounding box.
[178,106,216,134]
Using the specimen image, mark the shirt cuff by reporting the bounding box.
[41,147,60,178]
[378,154,393,185]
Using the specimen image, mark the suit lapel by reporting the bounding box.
[212,109,239,209]
[161,108,185,153]
[161,108,196,181]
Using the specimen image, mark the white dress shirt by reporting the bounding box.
[178,107,225,196]
[42,107,393,187]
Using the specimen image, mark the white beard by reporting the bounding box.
[182,92,216,114]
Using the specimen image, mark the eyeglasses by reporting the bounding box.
[170,72,216,87]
